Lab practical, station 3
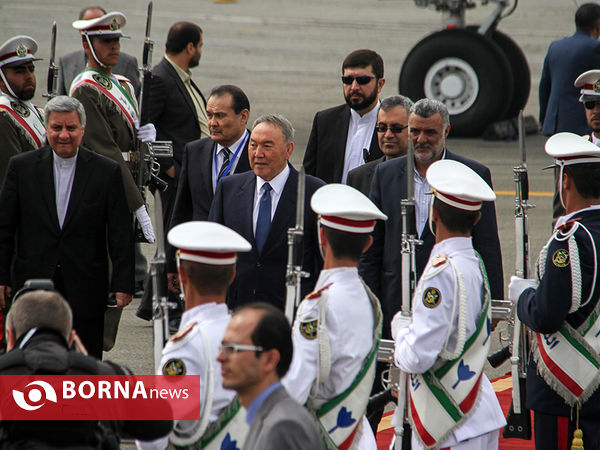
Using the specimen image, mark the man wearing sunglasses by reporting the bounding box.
[347,95,413,195]
[303,49,385,184]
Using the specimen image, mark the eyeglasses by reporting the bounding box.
[219,343,264,355]
[375,124,408,133]
[584,100,600,110]
[341,75,374,85]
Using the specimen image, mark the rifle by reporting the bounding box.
[490,111,533,439]
[284,167,309,323]
[43,22,58,100]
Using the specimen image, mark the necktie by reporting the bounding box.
[255,183,272,253]
[217,148,231,180]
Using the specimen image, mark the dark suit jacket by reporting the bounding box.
[539,30,600,136]
[167,135,252,271]
[359,151,504,337]
[303,104,382,183]
[346,155,386,196]
[208,166,325,310]
[0,146,134,321]
[148,57,206,179]
[58,49,140,97]
[242,386,324,450]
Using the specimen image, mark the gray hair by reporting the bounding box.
[410,98,450,129]
[7,290,73,341]
[252,114,295,143]
[44,95,87,127]
[381,95,413,114]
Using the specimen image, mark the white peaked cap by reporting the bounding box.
[311,184,387,234]
[426,160,495,211]
[168,221,251,265]
[545,132,600,167]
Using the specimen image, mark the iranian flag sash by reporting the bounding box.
[70,68,138,133]
[409,259,492,449]
[173,396,248,450]
[308,281,382,450]
[0,95,45,148]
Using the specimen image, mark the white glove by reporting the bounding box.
[391,312,411,340]
[135,121,156,143]
[508,275,537,304]
[135,205,155,243]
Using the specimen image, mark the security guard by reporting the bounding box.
[393,160,505,449]
[510,133,600,450]
[70,12,155,242]
[136,221,251,450]
[575,69,600,147]
[282,184,386,449]
[0,35,45,181]
[0,285,171,448]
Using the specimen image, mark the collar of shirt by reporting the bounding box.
[342,102,380,184]
[413,148,447,236]
[349,100,380,124]
[179,302,229,329]
[164,54,191,84]
[315,266,359,290]
[253,165,290,233]
[592,133,600,147]
[554,205,600,229]
[245,381,282,425]
[429,236,474,261]
[53,150,78,166]
[213,131,248,191]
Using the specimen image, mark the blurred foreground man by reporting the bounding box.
[393,160,505,449]
[217,303,324,450]
[510,133,600,449]
[283,184,386,449]
[0,35,45,181]
[137,221,251,450]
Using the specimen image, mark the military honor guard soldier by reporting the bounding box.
[0,36,45,181]
[136,221,251,450]
[282,184,387,449]
[510,133,600,450]
[70,11,156,243]
[392,160,505,449]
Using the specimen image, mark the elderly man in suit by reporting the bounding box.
[58,5,140,97]
[347,94,413,195]
[0,96,134,358]
[360,98,504,339]
[208,114,324,311]
[217,303,324,450]
[539,2,600,137]
[303,49,385,184]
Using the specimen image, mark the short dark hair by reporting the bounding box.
[7,290,72,341]
[179,260,234,297]
[209,85,250,114]
[78,6,106,19]
[564,164,600,198]
[342,49,384,79]
[433,198,479,234]
[165,22,203,54]
[575,3,600,33]
[235,303,292,378]
[323,226,370,261]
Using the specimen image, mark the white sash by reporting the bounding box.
[69,68,138,133]
[0,94,45,148]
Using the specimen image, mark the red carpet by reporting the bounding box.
[375,375,534,449]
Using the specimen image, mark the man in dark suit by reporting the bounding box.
[303,49,385,184]
[217,303,324,450]
[0,96,134,358]
[58,6,140,97]
[539,3,600,137]
[209,114,324,311]
[360,99,503,339]
[347,94,413,195]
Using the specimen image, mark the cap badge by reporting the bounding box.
[10,101,29,118]
[594,80,600,93]
[110,18,119,31]
[92,73,112,90]
[423,287,441,309]
[15,44,27,58]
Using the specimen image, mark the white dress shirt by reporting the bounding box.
[341,103,380,184]
[211,130,248,192]
[252,164,290,235]
[53,150,78,228]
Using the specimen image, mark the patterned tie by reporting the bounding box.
[255,183,272,253]
[217,147,231,180]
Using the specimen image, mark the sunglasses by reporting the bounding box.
[219,343,264,355]
[341,75,375,85]
[584,101,600,110]
[376,124,408,133]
